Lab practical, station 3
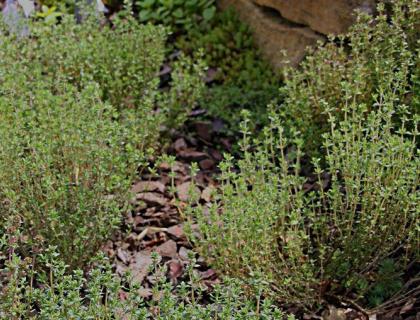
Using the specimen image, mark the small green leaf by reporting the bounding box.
[173,8,184,18]
[202,6,216,21]
[139,10,151,21]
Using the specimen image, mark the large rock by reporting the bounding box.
[218,0,376,68]
[219,0,324,69]
[253,0,376,35]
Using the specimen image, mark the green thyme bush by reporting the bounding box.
[189,0,419,308]
[279,0,419,155]
[0,81,138,269]
[0,237,288,319]
[33,9,203,127]
[1,5,204,121]
[0,11,204,268]
[1,11,166,111]
[190,101,419,308]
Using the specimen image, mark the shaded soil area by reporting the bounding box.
[103,120,229,300]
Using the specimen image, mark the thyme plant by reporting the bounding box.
[191,101,418,308]
[0,238,288,319]
[0,81,136,269]
[0,10,204,268]
[279,0,419,155]
[189,0,419,308]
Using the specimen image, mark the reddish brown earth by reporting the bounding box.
[103,120,226,300]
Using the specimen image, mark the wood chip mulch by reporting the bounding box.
[103,120,226,300]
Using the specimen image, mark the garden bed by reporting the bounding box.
[0,1,418,319]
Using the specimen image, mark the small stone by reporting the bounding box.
[129,251,153,284]
[178,247,190,261]
[194,121,212,141]
[115,261,128,276]
[158,162,171,170]
[200,269,217,280]
[172,161,187,174]
[168,260,183,280]
[133,215,145,227]
[177,149,208,162]
[209,148,223,162]
[159,161,187,174]
[116,248,129,264]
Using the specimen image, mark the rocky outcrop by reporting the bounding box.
[218,0,377,68]
[253,0,376,35]
[219,0,324,69]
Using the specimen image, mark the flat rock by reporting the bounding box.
[219,0,377,69]
[200,268,217,280]
[254,0,376,35]
[173,138,187,152]
[177,149,208,162]
[208,148,223,162]
[199,158,215,170]
[115,261,128,276]
[194,121,212,141]
[116,248,130,264]
[219,0,324,68]
[168,260,183,280]
[201,185,216,202]
[178,246,191,261]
